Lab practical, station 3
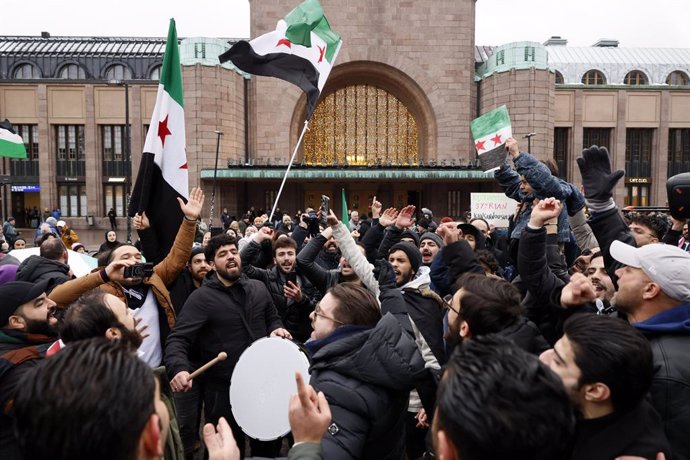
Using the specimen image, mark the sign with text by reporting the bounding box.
[470,193,517,228]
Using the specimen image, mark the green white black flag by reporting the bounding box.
[470,105,512,173]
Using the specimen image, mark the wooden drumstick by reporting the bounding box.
[189,352,227,380]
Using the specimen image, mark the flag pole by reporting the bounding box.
[268,119,309,222]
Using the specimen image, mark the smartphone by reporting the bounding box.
[320,195,330,226]
[286,272,297,285]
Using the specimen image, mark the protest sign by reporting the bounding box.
[471,192,517,227]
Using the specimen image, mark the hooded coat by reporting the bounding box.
[15,255,71,292]
[309,313,426,460]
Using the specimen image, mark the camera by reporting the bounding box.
[302,211,320,237]
[319,195,330,226]
[124,263,154,279]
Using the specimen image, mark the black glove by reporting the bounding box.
[373,259,396,292]
[576,146,624,202]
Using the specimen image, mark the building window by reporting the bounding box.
[104,64,132,81]
[666,71,689,86]
[625,129,653,178]
[668,129,690,177]
[624,184,649,207]
[57,64,86,79]
[194,42,206,59]
[524,46,535,62]
[495,50,505,66]
[101,125,130,177]
[149,65,162,80]
[55,125,85,176]
[104,184,126,217]
[624,70,648,85]
[583,128,612,150]
[448,191,462,218]
[581,69,606,85]
[58,183,87,217]
[554,71,564,84]
[304,85,419,166]
[12,63,40,79]
[265,190,277,214]
[10,125,39,177]
[553,128,569,179]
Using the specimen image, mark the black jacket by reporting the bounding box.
[296,233,342,296]
[164,273,283,387]
[429,240,484,298]
[15,255,71,292]
[309,314,426,460]
[241,241,319,342]
[167,268,198,315]
[570,400,670,460]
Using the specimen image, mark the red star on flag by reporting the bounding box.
[277,38,292,48]
[180,162,188,169]
[158,115,172,146]
[317,45,326,63]
[490,133,502,146]
[475,140,486,151]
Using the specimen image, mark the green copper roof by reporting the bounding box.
[200,167,495,181]
[476,41,550,80]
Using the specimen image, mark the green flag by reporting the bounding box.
[0,123,27,159]
[341,189,349,228]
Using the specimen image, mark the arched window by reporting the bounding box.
[666,71,689,86]
[304,85,418,166]
[104,64,132,81]
[149,65,162,80]
[581,69,606,85]
[554,71,564,84]
[13,63,40,79]
[58,64,86,79]
[624,70,648,85]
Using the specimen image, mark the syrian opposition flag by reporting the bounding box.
[0,120,27,159]
[219,0,342,120]
[470,105,512,173]
[341,189,349,228]
[129,18,188,257]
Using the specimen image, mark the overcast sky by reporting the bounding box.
[1,0,688,48]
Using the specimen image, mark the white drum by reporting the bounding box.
[229,337,311,441]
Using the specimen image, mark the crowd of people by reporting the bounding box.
[0,138,689,460]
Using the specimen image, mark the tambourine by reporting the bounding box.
[229,337,311,441]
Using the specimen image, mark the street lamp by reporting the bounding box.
[523,132,537,154]
[107,79,132,243]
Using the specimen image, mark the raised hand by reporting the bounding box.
[437,221,460,246]
[289,372,332,444]
[133,211,151,230]
[560,273,596,308]
[327,209,339,227]
[576,146,624,202]
[178,187,205,220]
[505,137,520,158]
[203,417,240,460]
[395,205,416,229]
[529,197,562,228]
[371,196,383,219]
[379,208,399,227]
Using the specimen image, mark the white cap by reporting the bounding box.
[57,220,66,227]
[610,240,690,303]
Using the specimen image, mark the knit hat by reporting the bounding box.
[421,208,433,219]
[420,232,444,248]
[440,217,454,224]
[0,279,50,327]
[389,242,422,273]
[71,243,86,253]
[0,265,18,286]
[189,246,206,263]
[46,217,57,226]
[400,229,420,246]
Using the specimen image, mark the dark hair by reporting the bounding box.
[541,158,560,177]
[469,217,490,231]
[452,273,523,336]
[273,237,298,257]
[104,244,129,265]
[328,282,381,327]
[59,291,118,343]
[476,249,499,275]
[36,232,57,246]
[629,215,669,240]
[437,335,574,460]
[13,338,155,460]
[39,237,67,261]
[563,314,653,412]
[204,234,237,262]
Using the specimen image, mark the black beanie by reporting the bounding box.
[389,242,422,273]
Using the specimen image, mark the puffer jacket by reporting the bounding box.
[241,240,319,343]
[309,313,426,460]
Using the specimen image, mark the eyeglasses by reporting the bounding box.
[313,303,344,325]
[442,294,459,314]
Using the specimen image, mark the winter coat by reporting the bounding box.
[634,302,690,460]
[309,314,426,460]
[296,233,342,296]
[165,273,283,387]
[16,255,71,292]
[241,240,319,342]
[494,152,572,242]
